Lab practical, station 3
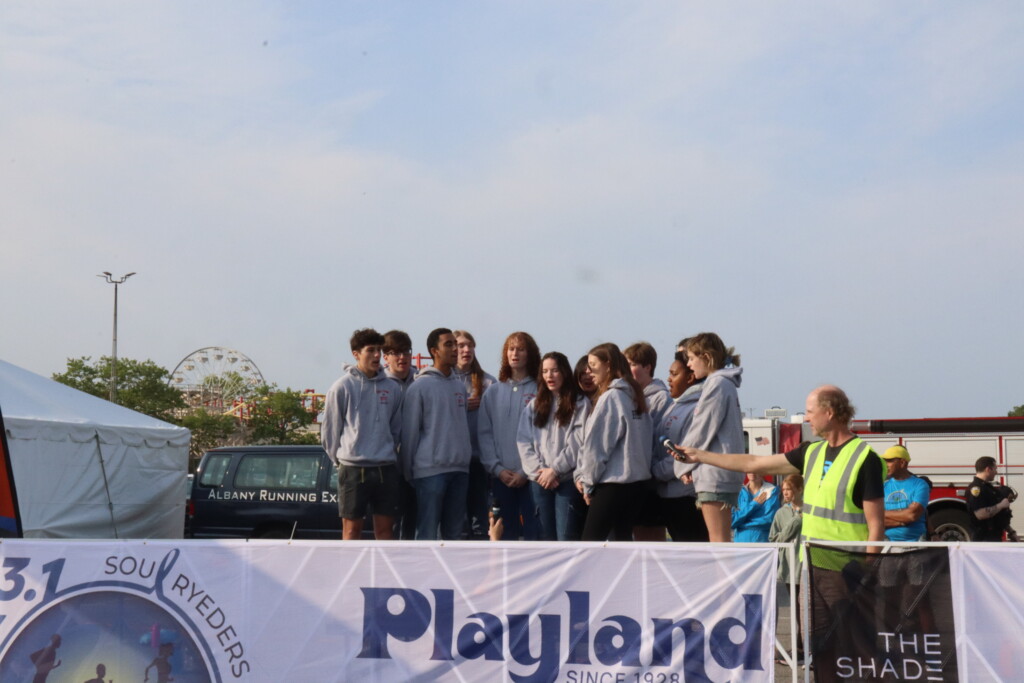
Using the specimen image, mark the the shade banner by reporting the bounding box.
[0,540,777,682]
[807,544,957,682]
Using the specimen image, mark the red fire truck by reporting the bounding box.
[744,416,1024,541]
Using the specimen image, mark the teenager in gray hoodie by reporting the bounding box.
[452,330,497,540]
[400,328,473,540]
[518,351,587,541]
[625,342,673,541]
[650,351,708,542]
[578,343,653,541]
[383,329,418,394]
[479,331,541,540]
[625,342,672,428]
[382,329,418,540]
[321,328,403,540]
[672,332,745,542]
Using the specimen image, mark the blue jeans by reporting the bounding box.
[414,472,468,540]
[492,479,539,540]
[465,457,491,539]
[532,480,584,541]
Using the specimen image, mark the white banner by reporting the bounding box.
[950,544,1024,681]
[0,540,777,683]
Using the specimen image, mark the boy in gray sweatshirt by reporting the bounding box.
[382,329,419,540]
[400,328,473,540]
[321,328,403,540]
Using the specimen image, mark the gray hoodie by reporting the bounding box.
[644,379,672,430]
[399,366,473,480]
[578,378,653,488]
[568,396,593,485]
[674,365,746,494]
[385,366,418,396]
[651,382,702,498]
[479,376,537,476]
[451,366,497,459]
[517,395,588,481]
[320,364,403,467]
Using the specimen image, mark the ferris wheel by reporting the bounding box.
[169,347,265,410]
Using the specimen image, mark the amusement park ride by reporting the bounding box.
[167,346,336,421]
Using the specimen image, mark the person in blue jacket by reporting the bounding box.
[731,472,781,542]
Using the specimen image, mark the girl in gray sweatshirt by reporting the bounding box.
[517,351,587,541]
[672,332,745,542]
[478,331,541,540]
[578,343,653,542]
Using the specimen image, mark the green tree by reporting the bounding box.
[179,408,239,469]
[53,356,186,422]
[245,384,320,445]
[1009,405,1024,417]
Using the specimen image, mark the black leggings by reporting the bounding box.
[581,481,648,541]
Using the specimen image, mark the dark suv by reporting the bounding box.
[189,445,342,539]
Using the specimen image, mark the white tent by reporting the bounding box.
[0,358,189,538]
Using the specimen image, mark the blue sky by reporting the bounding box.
[2,1,1023,419]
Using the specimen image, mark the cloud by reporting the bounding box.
[2,1,1023,417]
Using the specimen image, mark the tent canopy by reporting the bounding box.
[0,358,189,538]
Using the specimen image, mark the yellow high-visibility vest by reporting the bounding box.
[799,437,878,566]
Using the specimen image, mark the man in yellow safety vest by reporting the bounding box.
[672,384,885,549]
[671,385,885,679]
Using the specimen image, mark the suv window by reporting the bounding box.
[234,454,320,490]
[199,454,232,487]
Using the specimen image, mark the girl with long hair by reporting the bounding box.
[577,343,653,541]
[517,351,586,540]
[479,331,542,540]
[769,473,804,584]
[452,330,497,539]
[453,330,492,407]
[574,355,597,403]
[769,473,805,663]
[672,332,745,542]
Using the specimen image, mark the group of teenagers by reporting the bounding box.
[321,326,806,544]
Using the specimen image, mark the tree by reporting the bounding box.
[179,409,238,469]
[244,384,320,445]
[53,356,186,422]
[1010,405,1024,417]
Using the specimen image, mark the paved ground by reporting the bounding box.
[773,587,806,681]
[774,603,801,680]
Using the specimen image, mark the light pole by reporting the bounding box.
[98,271,136,402]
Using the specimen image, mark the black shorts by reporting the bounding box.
[337,463,401,520]
[661,496,708,542]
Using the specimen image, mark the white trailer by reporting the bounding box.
[850,418,1024,542]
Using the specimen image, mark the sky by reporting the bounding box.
[2,1,1023,420]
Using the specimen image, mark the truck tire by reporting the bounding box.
[930,508,972,542]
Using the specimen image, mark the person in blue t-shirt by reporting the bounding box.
[882,446,930,541]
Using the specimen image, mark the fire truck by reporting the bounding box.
[743,416,1024,541]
